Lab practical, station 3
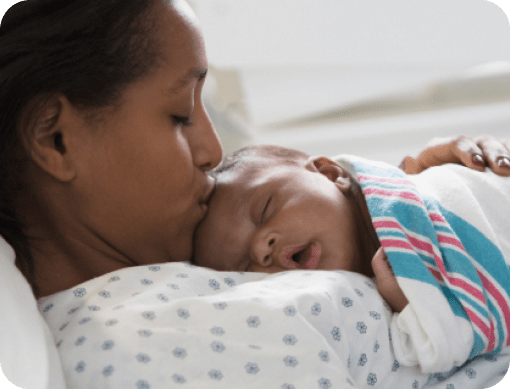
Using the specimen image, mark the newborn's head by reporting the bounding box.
[193,145,377,275]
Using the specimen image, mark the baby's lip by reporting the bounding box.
[302,242,321,269]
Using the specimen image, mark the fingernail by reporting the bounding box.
[497,157,510,168]
[374,246,385,261]
[472,154,484,166]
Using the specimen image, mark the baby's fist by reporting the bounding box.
[371,247,409,313]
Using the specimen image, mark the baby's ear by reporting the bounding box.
[306,156,351,192]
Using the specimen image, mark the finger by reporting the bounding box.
[402,156,420,174]
[398,158,406,171]
[413,137,458,172]
[450,135,486,172]
[474,135,510,176]
[371,247,394,282]
[413,136,485,173]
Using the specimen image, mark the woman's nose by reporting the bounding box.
[251,232,279,267]
[189,102,223,172]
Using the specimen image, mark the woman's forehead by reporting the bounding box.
[152,0,206,66]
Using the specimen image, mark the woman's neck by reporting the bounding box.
[15,189,133,299]
[27,232,131,298]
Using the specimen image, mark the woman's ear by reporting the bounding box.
[306,156,351,192]
[20,95,77,182]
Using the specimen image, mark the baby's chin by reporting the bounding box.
[314,254,358,273]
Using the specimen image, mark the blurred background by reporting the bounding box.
[188,0,510,165]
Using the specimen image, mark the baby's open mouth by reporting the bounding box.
[281,242,321,269]
[292,245,310,264]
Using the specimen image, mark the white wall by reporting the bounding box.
[192,0,510,68]
[192,0,510,163]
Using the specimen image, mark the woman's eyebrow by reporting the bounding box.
[165,67,207,95]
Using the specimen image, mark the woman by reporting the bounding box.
[0,0,222,298]
[0,0,509,300]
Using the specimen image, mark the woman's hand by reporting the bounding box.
[400,135,510,176]
[371,247,409,313]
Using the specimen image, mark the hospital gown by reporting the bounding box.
[38,159,510,388]
[38,263,509,388]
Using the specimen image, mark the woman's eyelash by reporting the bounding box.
[173,116,193,127]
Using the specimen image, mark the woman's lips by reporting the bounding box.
[194,201,209,223]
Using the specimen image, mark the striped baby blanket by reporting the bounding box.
[346,156,510,373]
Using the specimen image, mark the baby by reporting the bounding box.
[192,145,407,310]
[193,144,510,373]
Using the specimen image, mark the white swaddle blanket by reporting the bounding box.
[38,261,509,389]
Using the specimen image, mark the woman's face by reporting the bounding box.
[69,0,222,264]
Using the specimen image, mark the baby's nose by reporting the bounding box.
[251,232,279,267]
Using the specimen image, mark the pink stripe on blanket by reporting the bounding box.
[373,220,401,230]
[429,212,447,223]
[449,276,486,304]
[478,271,510,347]
[407,235,435,255]
[358,174,415,186]
[381,238,414,252]
[363,188,424,205]
[428,267,444,283]
[430,249,486,304]
[465,305,492,351]
[437,234,466,252]
[375,220,447,273]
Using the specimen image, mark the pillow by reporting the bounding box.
[0,236,66,389]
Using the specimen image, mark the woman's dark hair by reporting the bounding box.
[0,0,163,297]
[210,145,381,277]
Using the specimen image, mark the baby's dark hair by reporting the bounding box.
[210,145,380,277]
[210,144,309,179]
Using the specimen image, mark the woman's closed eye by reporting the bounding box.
[172,115,193,127]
